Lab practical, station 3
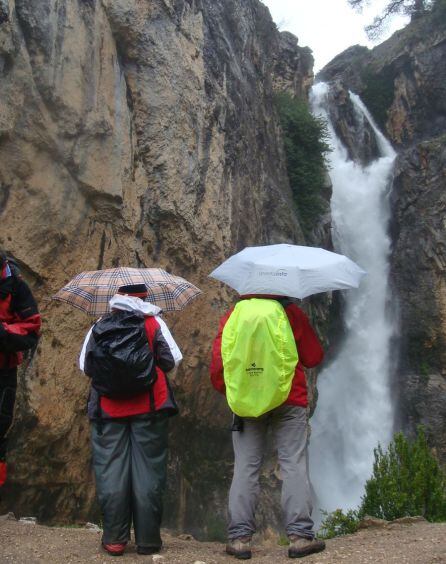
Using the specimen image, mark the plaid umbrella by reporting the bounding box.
[53,267,202,315]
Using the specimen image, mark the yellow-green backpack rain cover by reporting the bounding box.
[221,298,299,417]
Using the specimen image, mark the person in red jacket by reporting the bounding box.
[210,295,325,560]
[0,252,41,488]
[79,284,182,557]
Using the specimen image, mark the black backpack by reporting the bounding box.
[84,310,157,398]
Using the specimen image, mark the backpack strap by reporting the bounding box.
[95,394,104,437]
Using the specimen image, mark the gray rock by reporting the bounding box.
[358,516,389,529]
[0,512,16,521]
[392,516,427,524]
[18,517,37,524]
[85,522,102,532]
[178,533,195,541]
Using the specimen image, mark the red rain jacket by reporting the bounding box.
[210,296,324,408]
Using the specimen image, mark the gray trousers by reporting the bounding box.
[228,405,314,540]
[91,414,168,547]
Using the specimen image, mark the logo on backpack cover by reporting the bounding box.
[246,362,263,374]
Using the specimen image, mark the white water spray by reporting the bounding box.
[309,82,397,515]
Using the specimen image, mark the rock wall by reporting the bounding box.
[318,10,446,463]
[0,0,317,536]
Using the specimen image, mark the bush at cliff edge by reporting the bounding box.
[361,427,446,522]
[320,427,446,538]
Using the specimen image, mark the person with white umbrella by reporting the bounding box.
[209,244,365,559]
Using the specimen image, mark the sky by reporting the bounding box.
[261,0,409,72]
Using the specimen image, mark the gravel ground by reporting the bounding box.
[0,516,445,563]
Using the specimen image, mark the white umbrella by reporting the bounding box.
[209,244,366,299]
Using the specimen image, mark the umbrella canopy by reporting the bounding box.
[209,244,366,299]
[53,266,202,316]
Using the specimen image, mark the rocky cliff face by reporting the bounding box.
[0,0,316,536]
[318,11,446,463]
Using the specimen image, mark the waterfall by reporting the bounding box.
[308,82,397,517]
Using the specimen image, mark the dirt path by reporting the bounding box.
[0,516,445,563]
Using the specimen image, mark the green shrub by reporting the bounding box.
[319,508,361,539]
[319,429,446,539]
[361,427,446,522]
[275,92,331,238]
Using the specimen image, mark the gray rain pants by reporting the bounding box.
[91,413,168,548]
[228,405,314,540]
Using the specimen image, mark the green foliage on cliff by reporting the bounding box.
[320,428,446,538]
[360,66,395,131]
[275,92,330,238]
[361,428,446,522]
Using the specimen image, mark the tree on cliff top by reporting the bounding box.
[348,0,432,39]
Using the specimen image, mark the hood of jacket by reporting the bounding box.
[108,294,162,317]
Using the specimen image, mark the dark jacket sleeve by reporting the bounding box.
[285,303,324,368]
[209,308,233,394]
[0,327,39,352]
[0,278,41,353]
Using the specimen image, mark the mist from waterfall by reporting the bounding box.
[308,82,397,516]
